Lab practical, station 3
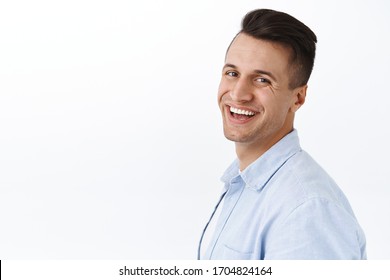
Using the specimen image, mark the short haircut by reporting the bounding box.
[236,9,317,89]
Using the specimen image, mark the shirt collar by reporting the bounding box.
[221,129,302,191]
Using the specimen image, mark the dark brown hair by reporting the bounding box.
[237,9,317,88]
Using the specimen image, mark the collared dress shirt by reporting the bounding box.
[202,130,366,259]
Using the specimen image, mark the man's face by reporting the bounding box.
[218,33,305,149]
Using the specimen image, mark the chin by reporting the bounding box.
[223,130,251,143]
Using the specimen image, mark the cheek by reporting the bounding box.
[262,95,292,115]
[278,98,295,116]
[217,80,228,101]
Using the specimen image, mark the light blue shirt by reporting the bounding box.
[202,130,366,259]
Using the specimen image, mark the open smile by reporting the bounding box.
[227,105,257,123]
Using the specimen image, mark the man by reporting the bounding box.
[199,9,366,260]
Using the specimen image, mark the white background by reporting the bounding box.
[0,0,389,259]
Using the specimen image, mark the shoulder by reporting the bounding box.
[261,149,360,235]
[272,150,353,210]
[262,150,366,259]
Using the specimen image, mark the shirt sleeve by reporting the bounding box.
[264,197,366,260]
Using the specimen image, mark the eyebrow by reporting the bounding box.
[223,63,277,81]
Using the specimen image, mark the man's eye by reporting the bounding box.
[256,77,270,83]
[226,71,238,77]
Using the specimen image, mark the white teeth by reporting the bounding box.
[230,106,255,116]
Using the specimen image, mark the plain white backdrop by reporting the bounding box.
[0,0,389,259]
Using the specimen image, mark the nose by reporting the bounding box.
[230,78,253,102]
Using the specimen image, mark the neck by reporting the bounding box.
[236,128,294,171]
[236,144,267,171]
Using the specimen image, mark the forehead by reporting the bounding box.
[226,33,292,72]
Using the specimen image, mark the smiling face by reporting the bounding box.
[218,33,307,165]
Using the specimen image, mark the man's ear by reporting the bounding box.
[291,85,307,113]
